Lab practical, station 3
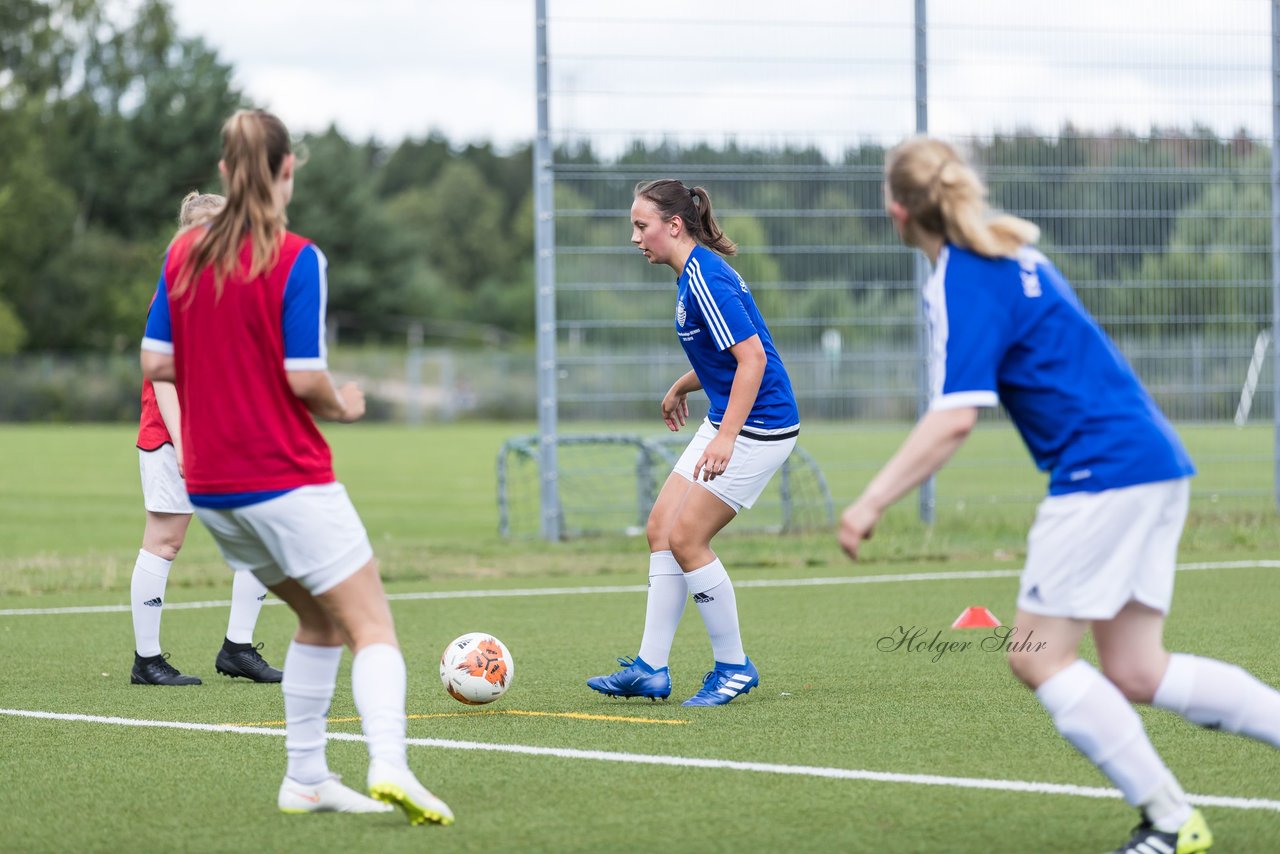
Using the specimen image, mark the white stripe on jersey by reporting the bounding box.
[929,390,998,411]
[923,246,951,403]
[687,257,735,350]
[141,336,174,355]
[314,246,330,367]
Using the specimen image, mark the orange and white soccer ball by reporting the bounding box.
[440,632,514,705]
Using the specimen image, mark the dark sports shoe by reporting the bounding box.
[215,640,283,683]
[131,652,202,686]
[1107,808,1212,854]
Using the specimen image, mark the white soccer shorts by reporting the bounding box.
[194,482,374,595]
[1018,477,1191,620]
[138,445,194,515]
[672,418,798,512]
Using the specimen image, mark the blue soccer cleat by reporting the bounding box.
[586,656,671,700]
[682,657,759,706]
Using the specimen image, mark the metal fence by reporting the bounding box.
[531,0,1277,537]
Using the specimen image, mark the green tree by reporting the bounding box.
[47,0,236,238]
[289,127,416,331]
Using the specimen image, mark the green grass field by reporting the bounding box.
[1,423,1278,852]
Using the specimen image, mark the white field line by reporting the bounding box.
[3,560,1278,618]
[1,707,1277,812]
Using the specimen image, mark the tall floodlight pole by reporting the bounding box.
[1272,0,1280,509]
[534,0,561,539]
[914,0,936,524]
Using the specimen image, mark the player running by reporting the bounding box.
[839,135,1280,854]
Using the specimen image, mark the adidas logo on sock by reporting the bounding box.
[143,597,163,607]
[256,593,267,602]
[693,592,714,604]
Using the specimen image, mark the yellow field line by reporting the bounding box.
[228,709,688,727]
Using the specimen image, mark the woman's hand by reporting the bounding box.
[336,382,366,423]
[838,500,881,560]
[661,388,689,432]
[693,433,735,481]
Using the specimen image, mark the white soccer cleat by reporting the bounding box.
[278,774,395,814]
[367,759,455,826]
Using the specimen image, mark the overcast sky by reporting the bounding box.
[168,0,1272,151]
[169,0,537,146]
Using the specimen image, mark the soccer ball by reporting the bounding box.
[440,632,514,705]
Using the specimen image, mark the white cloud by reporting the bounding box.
[170,0,1272,149]
[171,0,536,145]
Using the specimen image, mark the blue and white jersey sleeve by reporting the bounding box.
[685,253,758,351]
[925,247,1004,411]
[282,245,329,370]
[141,269,173,355]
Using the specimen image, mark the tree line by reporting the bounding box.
[0,0,537,355]
[1,0,1269,357]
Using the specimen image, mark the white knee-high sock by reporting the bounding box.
[684,558,745,666]
[131,550,171,657]
[282,642,342,785]
[225,571,268,644]
[636,551,686,669]
[352,643,408,769]
[1154,653,1280,747]
[1036,660,1190,831]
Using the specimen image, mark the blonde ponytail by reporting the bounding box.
[887,136,1038,259]
[172,110,293,300]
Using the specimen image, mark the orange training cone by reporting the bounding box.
[952,606,1000,629]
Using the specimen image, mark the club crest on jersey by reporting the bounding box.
[676,299,687,327]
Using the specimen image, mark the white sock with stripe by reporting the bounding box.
[1036,660,1191,832]
[352,643,409,770]
[282,641,342,785]
[684,558,746,666]
[636,551,685,669]
[1153,653,1280,746]
[130,549,171,658]
[225,570,269,644]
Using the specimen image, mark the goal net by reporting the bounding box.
[498,433,834,539]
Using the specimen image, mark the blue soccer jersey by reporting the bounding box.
[924,244,1194,494]
[675,245,799,439]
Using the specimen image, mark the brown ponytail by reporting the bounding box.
[886,136,1038,259]
[172,110,293,299]
[634,179,737,256]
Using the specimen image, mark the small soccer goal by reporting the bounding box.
[497,433,834,539]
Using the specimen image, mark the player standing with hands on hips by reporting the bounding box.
[141,109,452,825]
[130,191,282,687]
[587,179,800,706]
[839,136,1280,854]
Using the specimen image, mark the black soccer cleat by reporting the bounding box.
[215,640,283,683]
[1107,808,1212,854]
[131,652,202,686]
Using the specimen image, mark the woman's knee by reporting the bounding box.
[645,515,668,552]
[666,523,705,566]
[317,561,399,651]
[1100,660,1165,703]
[142,521,188,560]
[1007,648,1078,690]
